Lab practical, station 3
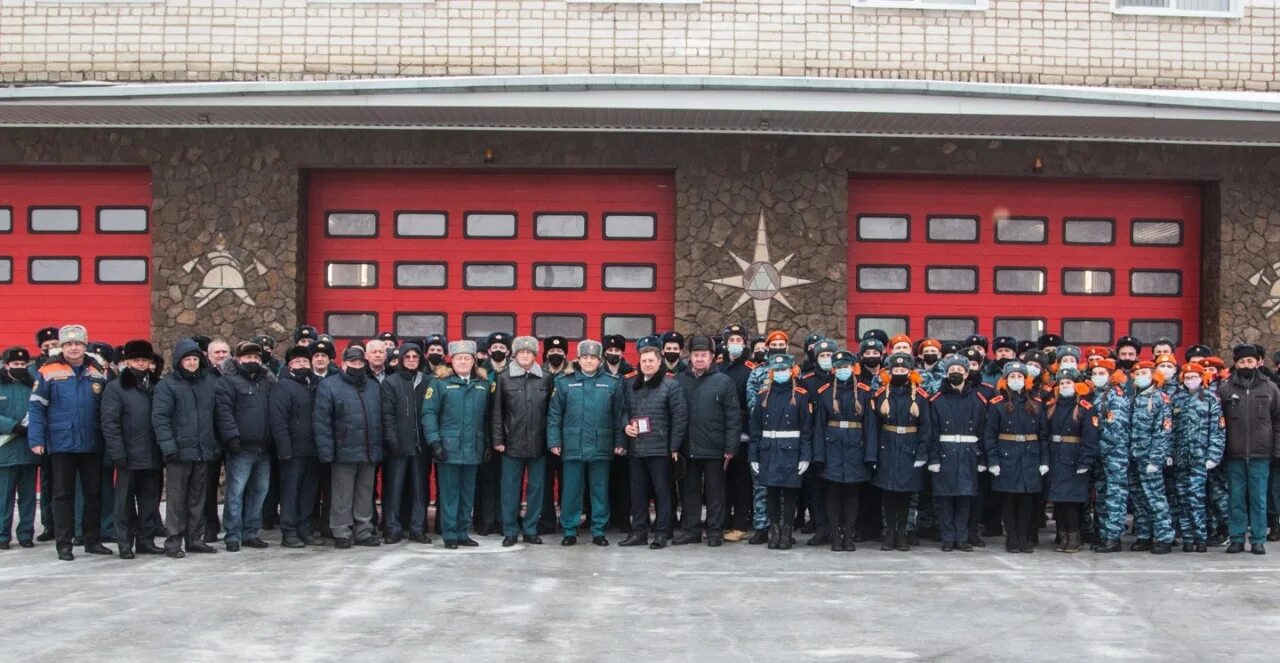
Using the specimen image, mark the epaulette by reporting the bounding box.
[976,392,989,405]
[856,382,872,392]
[744,361,757,369]
[915,387,929,398]
[801,372,815,380]
[1079,400,1092,410]
[794,386,808,395]
[1032,396,1043,403]
[989,395,1005,405]
[929,392,941,402]
[624,371,638,378]
[874,386,887,397]
[817,383,830,394]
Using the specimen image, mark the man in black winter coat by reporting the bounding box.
[153,338,220,557]
[314,346,384,548]
[270,345,324,548]
[718,324,756,541]
[213,341,275,552]
[490,336,553,547]
[619,336,689,549]
[673,335,741,547]
[380,343,429,544]
[101,340,165,559]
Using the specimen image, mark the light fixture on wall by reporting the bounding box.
[483,148,496,165]
[1032,156,1044,174]
[196,112,212,124]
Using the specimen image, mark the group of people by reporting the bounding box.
[2,321,1278,561]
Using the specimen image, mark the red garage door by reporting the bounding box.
[306,171,675,351]
[0,168,153,349]
[848,178,1201,348]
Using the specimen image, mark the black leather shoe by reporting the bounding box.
[186,541,217,554]
[281,536,305,548]
[18,540,33,549]
[354,537,381,547]
[118,547,135,559]
[957,542,974,552]
[1095,539,1121,553]
[408,532,431,544]
[457,536,479,547]
[941,542,954,552]
[1194,542,1208,553]
[592,536,609,547]
[1151,541,1172,555]
[1225,541,1245,554]
[561,537,577,546]
[72,536,84,546]
[747,529,769,545]
[165,549,186,559]
[444,541,458,549]
[671,531,699,546]
[37,530,54,542]
[618,534,648,547]
[136,539,164,555]
[1252,543,1267,555]
[1130,539,1152,552]
[333,538,352,549]
[300,534,327,547]
[968,534,986,547]
[523,533,543,545]
[57,546,74,561]
[502,536,518,547]
[807,532,831,547]
[225,541,241,552]
[707,537,722,548]
[649,537,668,550]
[1182,543,1194,553]
[242,538,269,549]
[0,542,8,550]
[85,542,112,555]
[202,531,219,543]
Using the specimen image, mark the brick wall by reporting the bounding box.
[0,0,1274,90]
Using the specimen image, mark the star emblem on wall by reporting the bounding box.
[705,211,814,334]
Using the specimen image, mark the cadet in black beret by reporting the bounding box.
[1184,344,1213,363]
[1115,336,1142,372]
[660,332,686,374]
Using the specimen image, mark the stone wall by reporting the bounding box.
[0,128,1277,355]
[0,0,1275,90]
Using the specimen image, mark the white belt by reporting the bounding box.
[762,431,801,439]
[938,435,979,443]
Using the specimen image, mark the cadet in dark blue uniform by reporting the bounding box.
[868,353,932,552]
[748,353,813,550]
[813,350,874,551]
[961,347,998,544]
[800,338,838,546]
[928,356,987,552]
[982,361,1050,553]
[1045,369,1100,553]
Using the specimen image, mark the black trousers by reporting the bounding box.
[51,453,103,547]
[313,462,333,537]
[936,495,972,544]
[203,459,222,536]
[262,455,281,528]
[679,458,726,535]
[609,455,631,531]
[1001,492,1035,550]
[165,461,208,550]
[825,481,861,531]
[473,453,502,533]
[280,456,321,538]
[1057,501,1083,534]
[803,472,830,534]
[883,490,911,537]
[724,443,753,531]
[114,468,162,546]
[39,453,54,532]
[856,483,884,539]
[540,452,562,533]
[629,456,672,537]
[766,486,798,529]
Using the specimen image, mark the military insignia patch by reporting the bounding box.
[1092,416,1099,427]
[423,386,434,400]
[1106,411,1116,423]
[489,382,496,393]
[1162,418,1172,430]
[91,382,102,395]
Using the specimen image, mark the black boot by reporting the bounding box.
[747,529,769,545]
[1226,541,1245,553]
[136,539,164,555]
[843,527,856,552]
[1065,532,1082,553]
[807,531,831,547]
[767,524,780,550]
[780,524,793,551]
[1269,516,1280,542]
[1130,538,1153,552]
[895,527,910,552]
[830,527,843,552]
[1094,539,1121,553]
[881,527,896,552]
[118,542,135,559]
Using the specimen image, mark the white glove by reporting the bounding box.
[750,462,760,474]
[1166,457,1173,468]
[740,433,750,443]
[1075,467,1089,475]
[927,463,941,473]
[1039,465,1049,476]
[913,460,926,468]
[977,465,987,473]
[1145,463,1159,474]
[988,465,1001,476]
[798,461,810,475]
[1206,460,1218,470]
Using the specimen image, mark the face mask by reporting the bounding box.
[1184,376,1202,391]
[1236,367,1257,380]
[834,367,853,381]
[1006,377,1025,392]
[663,351,682,365]
[290,367,310,380]
[889,374,908,387]
[727,344,744,359]
[751,351,766,364]
[995,358,1011,370]
[1059,360,1078,371]
[1027,365,1042,379]
[861,356,882,369]
[1134,375,1152,389]
[922,352,939,366]
[947,373,965,387]
[767,348,786,358]
[241,363,261,377]
[605,354,622,366]
[817,357,833,371]
[772,371,791,384]
[547,355,565,368]
[127,366,150,381]
[1058,383,1076,398]
[1117,358,1136,371]
[427,353,444,366]
[1158,366,1177,381]
[489,350,508,364]
[345,366,365,379]
[1091,374,1110,389]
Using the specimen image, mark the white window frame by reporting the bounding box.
[1110,0,1242,19]
[852,0,988,11]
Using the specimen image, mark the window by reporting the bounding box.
[857,265,910,292]
[995,216,1046,244]
[394,262,447,289]
[1112,0,1239,18]
[394,313,447,339]
[29,257,80,283]
[1062,319,1114,345]
[856,214,909,241]
[603,213,656,240]
[534,264,586,290]
[464,313,515,339]
[1131,219,1183,246]
[0,257,10,284]
[326,211,377,237]
[533,314,586,340]
[1062,269,1115,295]
[927,216,978,242]
[0,207,10,233]
[464,212,516,238]
[994,267,1046,294]
[1130,270,1182,296]
[535,213,587,239]
[96,257,149,284]
[925,266,977,293]
[96,207,148,233]
[325,262,378,288]
[925,317,977,340]
[1131,320,1182,346]
[603,264,657,291]
[603,315,655,340]
[29,207,79,233]
[994,318,1045,341]
[856,316,908,339]
[395,212,447,238]
[853,0,988,10]
[464,263,516,289]
[1064,218,1115,245]
[326,312,377,339]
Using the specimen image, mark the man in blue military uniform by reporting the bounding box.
[1172,362,1226,552]
[1088,357,1133,553]
[1128,360,1176,554]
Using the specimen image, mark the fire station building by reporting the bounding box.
[0,0,1278,358]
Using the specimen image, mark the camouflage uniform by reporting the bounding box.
[1160,382,1181,538]
[745,362,774,531]
[1171,386,1226,545]
[1206,463,1231,540]
[1129,384,1176,544]
[1091,385,1132,544]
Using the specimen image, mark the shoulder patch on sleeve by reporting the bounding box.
[794,386,808,395]
[744,361,758,369]
[1079,400,1092,410]
[857,382,872,392]
[929,392,941,402]
[423,386,433,400]
[989,395,1004,405]
[817,383,830,394]
[624,371,638,378]
[916,387,929,398]
[801,372,815,380]
[976,392,989,405]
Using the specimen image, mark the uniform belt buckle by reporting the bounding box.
[1015,434,1027,442]
[895,426,907,434]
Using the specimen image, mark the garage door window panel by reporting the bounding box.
[326,211,378,238]
[0,207,10,233]
[535,212,588,239]
[534,314,587,340]
[857,265,910,292]
[603,213,657,240]
[603,264,657,291]
[326,261,378,289]
[464,313,516,338]
[0,257,11,284]
[1064,218,1116,245]
[326,312,377,339]
[29,207,80,234]
[1131,219,1183,246]
[1130,270,1182,297]
[395,211,448,238]
[994,216,1047,244]
[1131,320,1182,346]
[994,318,1046,341]
[96,257,149,284]
[926,317,977,340]
[534,263,587,290]
[1062,319,1114,345]
[994,267,1047,294]
[465,212,517,239]
[29,257,80,284]
[96,207,149,234]
[925,266,978,293]
[857,214,909,242]
[464,263,517,289]
[1062,268,1115,296]
[603,315,655,340]
[927,216,978,243]
[394,262,447,289]
[856,316,908,338]
[395,313,447,338]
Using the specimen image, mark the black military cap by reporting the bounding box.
[251,334,277,350]
[721,324,748,341]
[387,347,401,362]
[687,335,715,353]
[88,342,114,360]
[804,333,824,350]
[993,336,1018,352]
[2,346,31,363]
[1184,344,1212,361]
[544,336,568,354]
[859,338,884,354]
[317,334,335,346]
[1037,333,1065,349]
[814,339,839,356]
[192,335,212,352]
[35,327,59,346]
[1115,335,1142,353]
[886,352,915,370]
[123,340,154,361]
[861,329,890,346]
[964,334,989,351]
[749,335,766,348]
[941,340,962,356]
[293,325,319,343]
[636,335,662,353]
[235,341,264,358]
[604,334,627,352]
[379,331,398,345]
[423,334,447,351]
[1232,344,1262,362]
[485,332,511,349]
[961,348,984,364]
[1016,340,1037,356]
[660,331,685,348]
[285,345,312,363]
[1022,349,1048,368]
[112,345,126,363]
[832,350,857,366]
[311,340,335,359]
[1152,337,1176,352]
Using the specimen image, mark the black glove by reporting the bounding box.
[482,448,493,464]
[430,443,447,462]
[11,423,25,436]
[226,437,242,455]
[163,452,178,464]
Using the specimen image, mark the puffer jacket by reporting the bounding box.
[623,371,688,458]
[421,366,491,465]
[0,367,38,467]
[813,377,875,484]
[1217,371,1280,460]
[314,368,384,464]
[27,356,109,454]
[547,368,625,462]
[152,339,220,462]
[270,370,317,460]
[675,365,740,459]
[489,362,553,458]
[213,359,276,453]
[381,365,428,458]
[101,366,163,470]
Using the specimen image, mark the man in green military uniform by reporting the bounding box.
[0,347,39,549]
[423,340,491,549]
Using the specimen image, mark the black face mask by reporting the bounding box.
[345,366,365,380]
[767,348,787,358]
[663,351,682,365]
[947,373,966,387]
[751,351,765,364]
[241,363,262,377]
[605,354,622,366]
[6,367,26,382]
[290,367,311,380]
[995,357,1012,370]
[922,353,940,366]
[547,354,565,368]
[968,369,982,382]
[861,356,882,369]
[489,351,508,364]
[1117,358,1137,371]
[1236,367,1257,380]
[889,374,908,387]
[427,353,444,366]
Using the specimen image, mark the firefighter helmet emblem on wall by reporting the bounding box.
[182,234,269,309]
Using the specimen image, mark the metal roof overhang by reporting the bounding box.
[2,75,1279,146]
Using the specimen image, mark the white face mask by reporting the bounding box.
[1006,377,1025,392]
[1158,366,1177,381]
[1091,374,1110,389]
[1027,365,1042,379]
[1059,359,1078,371]
[1058,383,1076,398]
[1184,376,1202,391]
